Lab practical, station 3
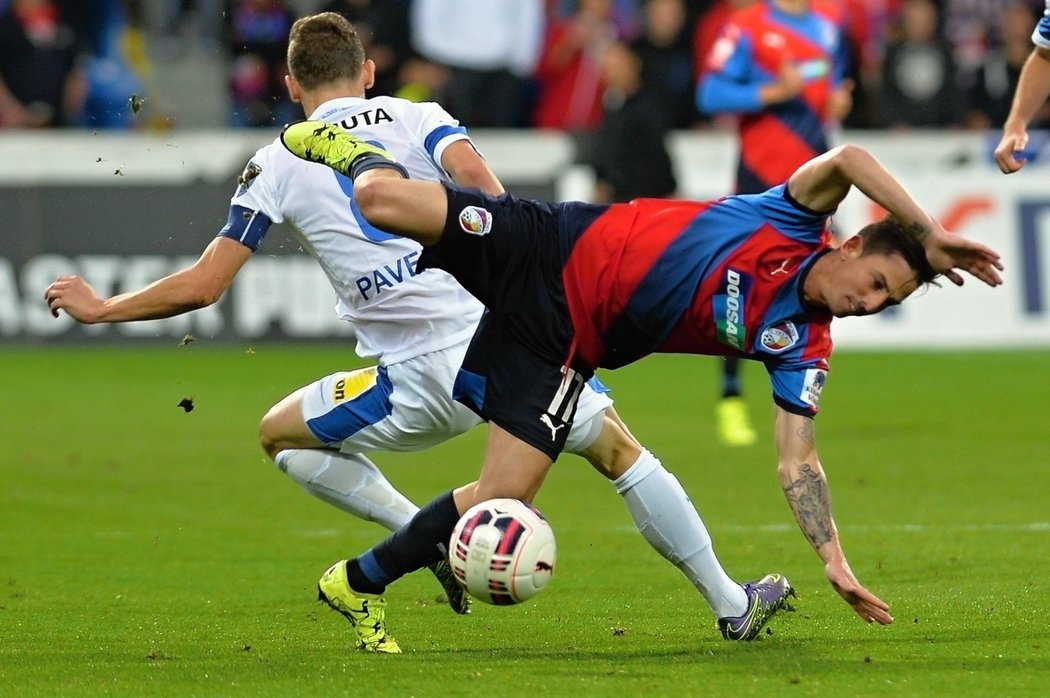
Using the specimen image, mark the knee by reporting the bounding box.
[258,408,283,461]
[581,414,643,480]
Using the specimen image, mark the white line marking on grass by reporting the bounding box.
[610,522,1050,534]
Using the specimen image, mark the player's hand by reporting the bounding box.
[826,79,854,122]
[764,62,804,105]
[825,560,894,625]
[44,275,105,322]
[924,227,1004,288]
[993,126,1028,174]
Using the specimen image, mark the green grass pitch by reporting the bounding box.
[1,345,1048,696]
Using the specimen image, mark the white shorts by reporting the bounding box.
[299,339,613,456]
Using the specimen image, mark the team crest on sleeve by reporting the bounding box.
[760,321,799,353]
[458,206,492,236]
[800,368,827,408]
[235,161,262,197]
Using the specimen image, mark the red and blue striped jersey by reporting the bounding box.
[697,0,847,193]
[562,185,834,415]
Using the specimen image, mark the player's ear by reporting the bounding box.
[840,234,864,259]
[285,75,302,103]
[362,59,376,91]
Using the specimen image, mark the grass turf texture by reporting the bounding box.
[1,346,1048,696]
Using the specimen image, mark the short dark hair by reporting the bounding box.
[287,13,364,91]
[856,217,939,286]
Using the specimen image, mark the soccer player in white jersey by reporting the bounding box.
[995,0,1050,173]
[44,13,792,653]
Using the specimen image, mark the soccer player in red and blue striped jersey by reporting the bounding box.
[696,0,854,444]
[282,121,1004,648]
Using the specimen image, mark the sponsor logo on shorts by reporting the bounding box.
[714,268,752,351]
[458,206,492,236]
[760,321,799,353]
[800,368,827,408]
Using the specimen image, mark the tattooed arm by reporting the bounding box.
[774,406,895,625]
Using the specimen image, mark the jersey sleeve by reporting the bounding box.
[1034,3,1050,50]
[219,145,282,251]
[748,184,831,244]
[413,102,470,171]
[696,24,764,114]
[767,359,829,416]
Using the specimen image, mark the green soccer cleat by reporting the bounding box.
[716,396,757,447]
[317,560,401,654]
[280,120,398,178]
[717,573,796,641]
[427,558,472,615]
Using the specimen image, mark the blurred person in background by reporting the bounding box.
[995,0,1050,173]
[630,0,699,130]
[59,0,148,129]
[695,0,851,446]
[880,0,963,129]
[227,0,297,127]
[410,0,543,128]
[585,40,678,202]
[533,0,624,133]
[0,0,83,127]
[966,1,1049,131]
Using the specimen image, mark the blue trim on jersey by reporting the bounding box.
[452,368,486,416]
[424,125,468,161]
[218,204,272,251]
[585,376,610,395]
[305,366,394,444]
[333,170,398,242]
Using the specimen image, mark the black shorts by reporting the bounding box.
[419,185,600,460]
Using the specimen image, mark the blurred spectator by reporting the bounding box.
[534,0,623,132]
[631,0,697,129]
[942,0,1007,82]
[410,0,543,127]
[695,0,850,447]
[0,0,83,127]
[692,0,752,81]
[880,0,963,128]
[144,0,225,57]
[321,0,419,99]
[585,40,677,202]
[226,0,297,127]
[59,0,147,129]
[966,1,1050,130]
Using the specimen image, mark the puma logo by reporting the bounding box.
[771,258,793,276]
[539,413,567,441]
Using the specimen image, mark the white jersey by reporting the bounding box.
[227,96,484,365]
[1035,1,1050,49]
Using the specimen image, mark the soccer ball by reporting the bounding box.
[449,498,556,605]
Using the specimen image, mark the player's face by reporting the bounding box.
[827,250,920,318]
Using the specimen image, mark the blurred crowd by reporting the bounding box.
[1,0,1048,133]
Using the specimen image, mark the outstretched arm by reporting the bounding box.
[787,145,1003,287]
[774,406,894,625]
[994,46,1050,174]
[45,236,251,323]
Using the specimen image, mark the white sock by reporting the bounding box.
[613,449,748,618]
[275,449,419,531]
